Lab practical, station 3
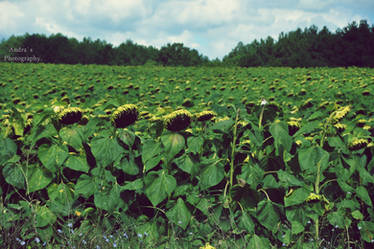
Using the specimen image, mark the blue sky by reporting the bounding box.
[1,0,373,59]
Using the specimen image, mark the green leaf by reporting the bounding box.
[270,121,292,154]
[166,198,191,230]
[195,198,210,216]
[142,140,162,172]
[144,155,162,172]
[263,174,280,189]
[291,221,305,234]
[30,123,57,147]
[238,164,264,190]
[307,111,324,121]
[38,144,68,173]
[175,154,196,175]
[337,199,360,210]
[142,140,162,163]
[75,174,96,198]
[211,119,234,133]
[327,210,345,229]
[161,133,185,160]
[145,171,176,206]
[122,178,144,191]
[2,163,25,189]
[286,207,307,234]
[94,184,122,212]
[118,129,136,147]
[256,200,280,233]
[36,225,53,242]
[358,221,374,242]
[27,165,53,192]
[199,161,224,190]
[0,138,17,165]
[298,146,329,173]
[65,155,89,173]
[248,234,271,248]
[356,186,372,207]
[328,136,349,153]
[351,210,364,220]
[115,155,139,175]
[59,127,83,150]
[91,136,124,167]
[35,205,56,227]
[337,178,354,192]
[47,183,74,216]
[277,170,304,188]
[238,211,255,234]
[284,188,309,207]
[187,136,204,154]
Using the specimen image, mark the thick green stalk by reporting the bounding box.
[258,105,265,129]
[229,108,239,188]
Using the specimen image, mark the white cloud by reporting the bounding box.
[0,1,24,33]
[34,17,81,38]
[75,0,149,23]
[0,0,373,59]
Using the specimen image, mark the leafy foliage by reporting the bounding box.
[0,63,374,248]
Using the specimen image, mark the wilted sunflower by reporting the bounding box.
[356,119,366,128]
[287,120,300,136]
[332,106,350,123]
[348,138,368,151]
[196,111,216,122]
[111,104,139,128]
[164,109,192,131]
[334,123,346,133]
[58,107,83,125]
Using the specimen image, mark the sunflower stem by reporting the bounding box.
[258,102,266,129]
[229,108,239,189]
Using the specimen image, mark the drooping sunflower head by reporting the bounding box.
[287,119,301,136]
[356,119,366,128]
[111,104,139,128]
[334,123,346,133]
[196,110,216,122]
[58,107,83,125]
[164,109,192,132]
[332,105,350,123]
[348,138,368,151]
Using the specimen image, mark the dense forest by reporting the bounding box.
[1,20,373,67]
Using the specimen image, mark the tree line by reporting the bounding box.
[0,34,209,66]
[1,20,373,67]
[223,20,374,67]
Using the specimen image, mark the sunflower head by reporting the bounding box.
[287,120,300,136]
[332,106,350,123]
[196,111,216,122]
[334,123,346,133]
[58,107,83,125]
[111,104,139,128]
[349,138,368,151]
[164,109,192,132]
[356,119,366,128]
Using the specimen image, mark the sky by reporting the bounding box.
[1,0,373,59]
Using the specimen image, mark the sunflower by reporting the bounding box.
[334,123,346,133]
[58,107,83,125]
[199,243,216,249]
[111,104,139,128]
[356,119,366,128]
[287,120,300,136]
[164,109,192,132]
[348,138,368,151]
[332,106,350,123]
[196,111,216,122]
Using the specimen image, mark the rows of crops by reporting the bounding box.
[1,63,374,248]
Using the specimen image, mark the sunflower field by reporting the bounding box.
[1,63,374,248]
